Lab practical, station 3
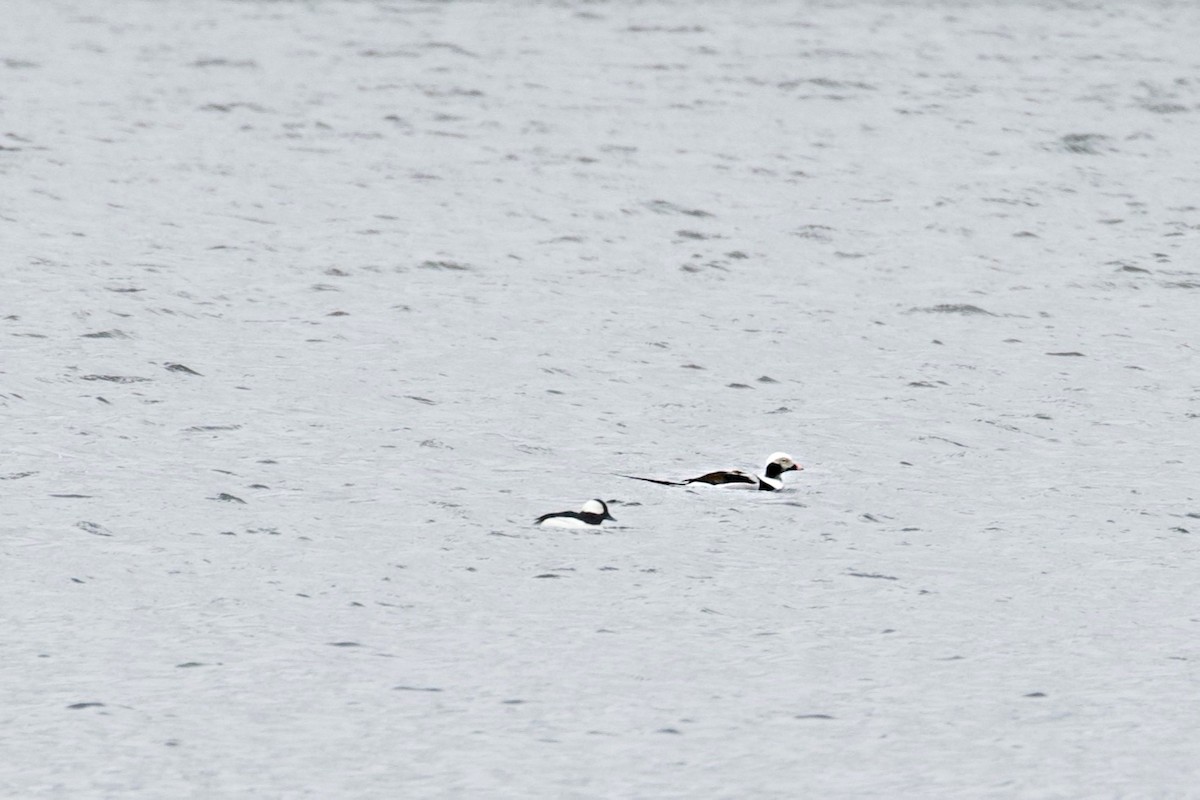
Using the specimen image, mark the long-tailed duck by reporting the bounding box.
[620,452,802,492]
[535,498,617,528]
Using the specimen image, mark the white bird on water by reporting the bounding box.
[534,498,617,528]
[619,452,803,492]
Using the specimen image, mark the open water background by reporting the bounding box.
[3,1,1200,796]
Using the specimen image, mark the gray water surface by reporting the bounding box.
[4,1,1200,796]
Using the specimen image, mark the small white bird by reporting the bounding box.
[535,499,617,528]
[620,452,803,492]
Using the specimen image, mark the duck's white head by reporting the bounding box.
[582,499,616,520]
[766,452,803,473]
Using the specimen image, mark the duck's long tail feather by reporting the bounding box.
[616,474,687,487]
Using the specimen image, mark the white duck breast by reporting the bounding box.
[535,499,616,528]
[620,452,803,492]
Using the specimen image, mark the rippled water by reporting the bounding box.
[4,0,1200,796]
